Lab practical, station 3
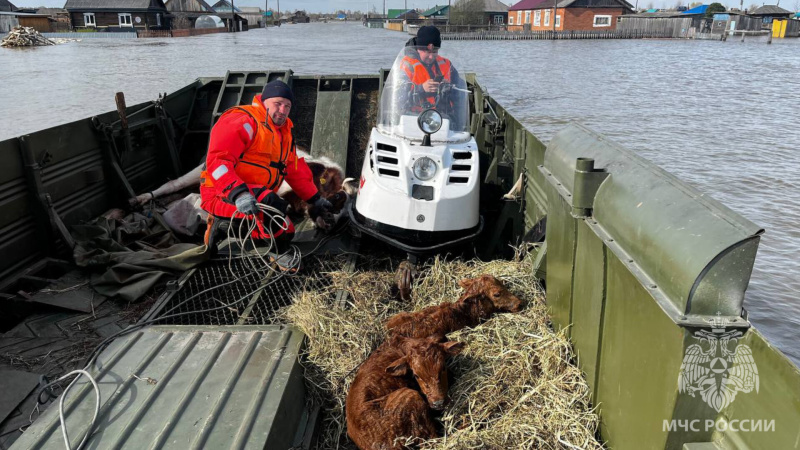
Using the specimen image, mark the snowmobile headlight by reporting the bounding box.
[417,109,442,135]
[413,157,438,181]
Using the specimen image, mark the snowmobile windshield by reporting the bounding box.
[377,46,470,143]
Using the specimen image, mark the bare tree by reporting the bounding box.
[449,0,484,25]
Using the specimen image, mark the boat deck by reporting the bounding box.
[0,228,366,449]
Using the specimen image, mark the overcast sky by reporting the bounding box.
[12,0,786,15]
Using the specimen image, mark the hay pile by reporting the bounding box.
[284,253,602,449]
[1,26,55,47]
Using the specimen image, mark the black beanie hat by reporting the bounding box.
[416,26,441,48]
[261,80,295,104]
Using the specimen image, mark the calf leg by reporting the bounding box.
[132,163,203,206]
[381,388,437,448]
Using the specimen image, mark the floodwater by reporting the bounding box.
[1,23,799,366]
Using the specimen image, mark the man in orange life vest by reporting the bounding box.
[200,80,332,249]
[398,25,463,124]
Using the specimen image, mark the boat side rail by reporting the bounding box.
[527,121,800,449]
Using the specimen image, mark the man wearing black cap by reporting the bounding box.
[398,25,463,119]
[199,79,332,259]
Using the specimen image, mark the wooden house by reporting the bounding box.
[749,5,792,29]
[238,7,264,28]
[16,13,52,31]
[164,0,216,28]
[65,0,171,31]
[421,4,450,20]
[37,7,71,31]
[451,0,508,25]
[508,0,632,31]
[0,0,16,12]
[388,9,420,20]
[210,0,248,30]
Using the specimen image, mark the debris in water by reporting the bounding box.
[1,26,55,47]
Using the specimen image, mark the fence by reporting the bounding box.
[137,29,172,38]
[42,31,138,39]
[442,28,677,40]
[170,27,227,37]
[616,17,694,38]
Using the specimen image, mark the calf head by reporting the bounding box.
[458,275,523,313]
[459,294,498,319]
[385,335,464,411]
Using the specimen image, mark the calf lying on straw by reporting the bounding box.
[386,274,524,339]
[346,334,464,450]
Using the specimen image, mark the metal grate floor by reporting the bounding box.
[147,253,352,326]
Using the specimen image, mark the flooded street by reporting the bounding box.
[1,23,798,365]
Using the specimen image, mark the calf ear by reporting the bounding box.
[385,357,409,376]
[458,277,476,290]
[441,341,465,355]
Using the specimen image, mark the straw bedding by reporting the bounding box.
[283,251,602,449]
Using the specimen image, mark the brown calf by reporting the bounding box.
[386,274,524,339]
[346,335,464,450]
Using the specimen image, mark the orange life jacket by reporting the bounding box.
[201,103,295,192]
[401,54,453,111]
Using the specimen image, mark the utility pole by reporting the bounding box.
[231,0,236,32]
[552,0,556,31]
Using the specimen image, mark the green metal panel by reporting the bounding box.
[596,255,686,449]
[543,182,576,334]
[10,325,311,450]
[544,123,762,328]
[211,71,291,122]
[311,81,353,170]
[713,329,800,449]
[571,219,606,394]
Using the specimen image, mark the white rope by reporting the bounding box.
[54,370,100,450]
[225,203,299,279]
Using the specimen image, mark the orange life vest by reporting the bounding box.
[201,103,295,192]
[401,55,453,110]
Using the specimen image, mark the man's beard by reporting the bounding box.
[271,113,286,125]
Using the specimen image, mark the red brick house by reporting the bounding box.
[508,0,632,31]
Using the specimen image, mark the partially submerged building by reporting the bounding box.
[36,7,71,31]
[450,0,508,25]
[211,0,248,30]
[749,4,792,29]
[238,6,264,28]
[65,0,171,31]
[421,4,450,21]
[164,0,216,29]
[508,0,633,31]
[0,0,16,12]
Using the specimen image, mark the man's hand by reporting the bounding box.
[421,79,440,93]
[235,192,259,216]
[308,194,335,230]
[263,192,289,215]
